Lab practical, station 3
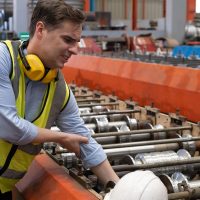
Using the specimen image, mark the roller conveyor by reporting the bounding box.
[17,85,200,200]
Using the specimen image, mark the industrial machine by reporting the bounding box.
[16,54,200,200]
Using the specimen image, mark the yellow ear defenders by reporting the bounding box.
[18,40,58,83]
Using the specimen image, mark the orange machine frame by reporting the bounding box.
[16,154,99,200]
[62,55,200,123]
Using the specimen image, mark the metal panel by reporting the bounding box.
[137,0,164,20]
[105,0,120,20]
[137,0,143,19]
[127,0,132,20]
[95,0,103,11]
[28,0,84,12]
[145,0,163,19]
[95,0,126,20]
[0,0,12,17]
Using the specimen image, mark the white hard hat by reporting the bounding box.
[104,170,168,200]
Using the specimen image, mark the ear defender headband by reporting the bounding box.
[18,41,58,83]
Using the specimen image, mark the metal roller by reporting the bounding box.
[134,149,191,165]
[79,105,110,114]
[95,124,167,144]
[83,113,140,124]
[103,143,181,158]
[92,125,192,138]
[101,135,197,155]
[78,102,119,108]
[86,116,138,133]
[112,157,200,174]
[168,188,200,200]
[49,136,197,161]
[160,172,200,194]
[77,98,105,104]
[79,107,91,114]
[80,109,140,117]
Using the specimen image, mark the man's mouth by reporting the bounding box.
[63,55,71,62]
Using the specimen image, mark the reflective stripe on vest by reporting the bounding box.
[0,168,25,179]
[0,40,70,191]
[17,144,43,155]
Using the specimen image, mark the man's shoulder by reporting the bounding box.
[0,41,10,55]
[0,41,12,75]
[0,41,7,49]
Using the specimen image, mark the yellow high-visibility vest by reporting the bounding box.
[0,40,70,193]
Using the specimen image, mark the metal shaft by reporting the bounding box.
[78,102,119,108]
[75,94,93,98]
[168,188,200,200]
[104,143,179,158]
[102,136,200,149]
[112,156,200,171]
[188,180,200,189]
[77,98,105,103]
[95,133,151,144]
[92,125,192,138]
[114,163,200,178]
[86,121,127,131]
[80,109,140,117]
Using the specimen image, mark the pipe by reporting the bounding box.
[112,156,200,172]
[95,133,151,144]
[75,94,93,98]
[78,102,119,108]
[80,109,140,117]
[77,98,105,103]
[104,143,179,158]
[114,163,200,178]
[92,125,192,138]
[168,189,200,200]
[102,136,199,149]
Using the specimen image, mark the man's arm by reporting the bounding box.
[91,159,119,185]
[33,127,88,156]
[0,43,88,153]
[56,89,119,184]
[0,43,38,145]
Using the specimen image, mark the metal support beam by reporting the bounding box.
[132,0,137,30]
[13,0,28,35]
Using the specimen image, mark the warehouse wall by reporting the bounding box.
[95,0,165,30]
[166,0,186,42]
[2,0,187,42]
[13,0,29,34]
[96,0,164,20]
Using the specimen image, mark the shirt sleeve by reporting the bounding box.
[56,89,107,169]
[0,43,38,145]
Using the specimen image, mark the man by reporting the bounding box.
[0,0,119,199]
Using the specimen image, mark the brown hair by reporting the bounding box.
[29,0,86,38]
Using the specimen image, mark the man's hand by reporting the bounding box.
[34,127,88,157]
[59,133,88,157]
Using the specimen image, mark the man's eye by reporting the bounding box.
[64,37,75,44]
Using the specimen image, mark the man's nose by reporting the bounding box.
[69,44,78,55]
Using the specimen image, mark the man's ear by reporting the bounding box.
[35,21,45,39]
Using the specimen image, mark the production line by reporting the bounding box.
[12,49,200,200]
[1,1,200,200]
[38,85,200,200]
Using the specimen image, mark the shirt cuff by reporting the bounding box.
[81,144,107,169]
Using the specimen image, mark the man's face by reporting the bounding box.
[36,20,82,69]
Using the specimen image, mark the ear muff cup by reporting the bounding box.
[41,68,58,83]
[22,54,45,81]
[18,41,58,83]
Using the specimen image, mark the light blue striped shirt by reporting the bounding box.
[0,43,106,169]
